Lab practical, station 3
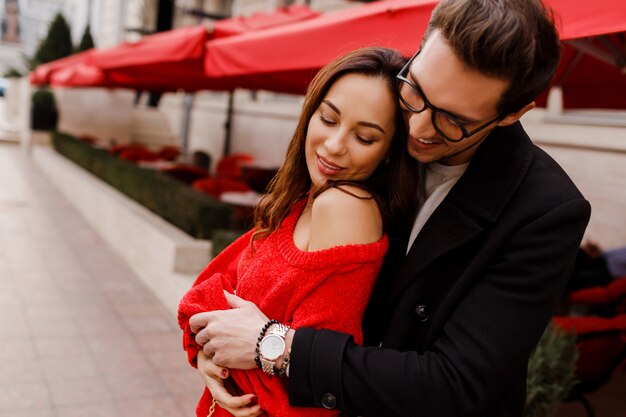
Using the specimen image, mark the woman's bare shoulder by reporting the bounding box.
[308,186,383,251]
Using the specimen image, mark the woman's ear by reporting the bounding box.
[497,101,536,127]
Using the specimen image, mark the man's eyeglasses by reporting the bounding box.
[396,51,502,143]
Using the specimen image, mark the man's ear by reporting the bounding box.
[497,101,536,127]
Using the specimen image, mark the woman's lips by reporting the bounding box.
[317,154,345,176]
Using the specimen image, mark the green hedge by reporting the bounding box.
[52,132,233,240]
[525,322,578,417]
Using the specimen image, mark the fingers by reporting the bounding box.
[195,326,211,347]
[224,291,247,308]
[206,376,258,410]
[203,354,229,379]
[189,312,212,334]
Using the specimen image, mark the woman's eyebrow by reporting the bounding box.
[322,99,341,114]
[323,99,385,133]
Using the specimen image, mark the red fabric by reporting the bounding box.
[178,199,388,417]
[192,178,251,198]
[157,146,180,161]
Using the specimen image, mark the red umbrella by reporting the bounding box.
[536,0,626,109]
[212,4,319,38]
[46,5,318,92]
[29,50,95,86]
[205,0,435,94]
[204,0,626,108]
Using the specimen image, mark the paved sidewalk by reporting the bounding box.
[0,142,200,416]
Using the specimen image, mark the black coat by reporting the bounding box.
[289,122,591,417]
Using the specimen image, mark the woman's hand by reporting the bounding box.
[197,351,262,417]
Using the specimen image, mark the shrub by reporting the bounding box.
[3,68,23,78]
[31,12,73,69]
[76,25,95,52]
[525,321,579,417]
[31,89,58,130]
[51,132,234,239]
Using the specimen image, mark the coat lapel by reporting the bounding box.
[389,122,535,299]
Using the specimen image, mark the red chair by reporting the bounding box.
[216,153,254,179]
[568,277,626,315]
[553,314,626,417]
[192,177,252,199]
[157,145,180,161]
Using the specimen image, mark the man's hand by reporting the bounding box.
[190,292,268,369]
[197,351,262,417]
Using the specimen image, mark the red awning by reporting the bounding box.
[29,50,95,86]
[204,0,436,94]
[212,4,319,38]
[204,0,626,108]
[44,5,318,92]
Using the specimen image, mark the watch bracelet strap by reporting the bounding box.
[255,319,279,369]
[259,323,291,376]
[276,348,291,377]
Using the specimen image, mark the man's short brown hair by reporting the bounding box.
[423,0,561,116]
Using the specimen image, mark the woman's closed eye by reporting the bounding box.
[319,112,337,126]
[355,134,375,145]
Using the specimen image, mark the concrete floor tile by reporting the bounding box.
[48,377,112,407]
[0,339,37,360]
[104,371,169,400]
[54,402,119,417]
[0,356,45,384]
[41,354,100,380]
[0,408,56,417]
[95,351,154,377]
[143,345,190,372]
[33,337,87,358]
[156,368,202,396]
[172,391,202,417]
[24,305,74,323]
[26,319,82,338]
[116,396,185,417]
[0,381,51,412]
[121,316,176,334]
[76,316,128,336]
[112,302,170,318]
[85,335,140,356]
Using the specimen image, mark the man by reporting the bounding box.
[189,0,591,416]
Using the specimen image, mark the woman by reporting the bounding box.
[178,47,419,417]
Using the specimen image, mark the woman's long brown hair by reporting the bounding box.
[252,47,421,243]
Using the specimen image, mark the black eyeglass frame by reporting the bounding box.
[396,50,503,143]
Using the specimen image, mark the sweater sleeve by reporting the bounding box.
[245,260,383,417]
[177,230,254,366]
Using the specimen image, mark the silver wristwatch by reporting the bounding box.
[259,323,290,375]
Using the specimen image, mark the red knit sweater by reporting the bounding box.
[178,199,388,417]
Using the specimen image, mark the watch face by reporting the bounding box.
[260,335,285,361]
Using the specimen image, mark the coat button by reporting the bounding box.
[321,392,337,409]
[415,305,429,321]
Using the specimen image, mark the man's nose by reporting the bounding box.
[407,109,437,139]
